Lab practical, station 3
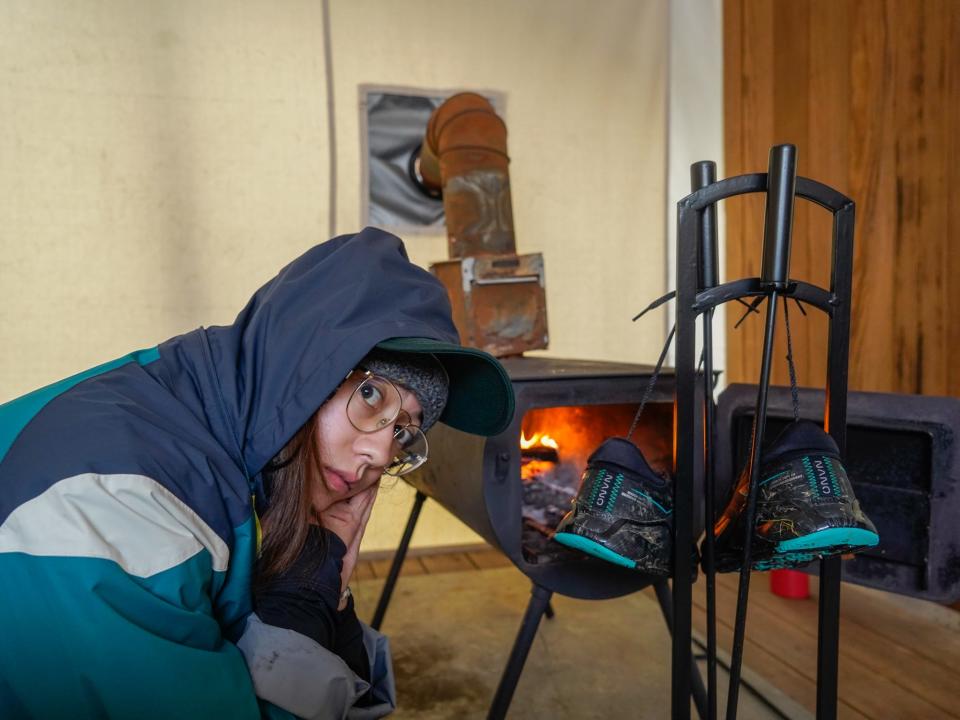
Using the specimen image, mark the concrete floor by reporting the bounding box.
[353,566,807,719]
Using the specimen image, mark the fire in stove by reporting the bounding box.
[519,403,673,564]
[520,431,559,470]
[520,429,577,536]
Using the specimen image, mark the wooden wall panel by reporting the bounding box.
[950,3,960,395]
[724,0,960,397]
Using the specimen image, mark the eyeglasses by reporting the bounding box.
[345,371,429,476]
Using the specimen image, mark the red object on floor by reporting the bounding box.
[770,569,810,599]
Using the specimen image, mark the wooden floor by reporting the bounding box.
[356,545,513,582]
[358,546,960,719]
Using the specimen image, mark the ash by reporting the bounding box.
[521,460,583,563]
[522,461,580,527]
[521,523,593,565]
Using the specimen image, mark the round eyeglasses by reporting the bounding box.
[346,371,429,477]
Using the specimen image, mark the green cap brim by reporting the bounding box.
[375,337,515,437]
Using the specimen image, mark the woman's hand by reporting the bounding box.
[318,483,379,605]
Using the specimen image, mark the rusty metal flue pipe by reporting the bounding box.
[419,92,516,258]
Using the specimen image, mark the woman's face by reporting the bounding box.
[311,373,424,510]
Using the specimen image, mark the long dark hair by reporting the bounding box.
[253,410,327,590]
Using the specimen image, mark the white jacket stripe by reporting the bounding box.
[0,473,229,576]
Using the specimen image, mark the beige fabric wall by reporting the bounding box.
[1,0,668,552]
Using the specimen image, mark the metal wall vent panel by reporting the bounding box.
[359,85,505,233]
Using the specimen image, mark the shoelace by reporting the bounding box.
[627,290,703,442]
[782,296,801,422]
[628,289,806,441]
[626,323,676,442]
[730,294,805,421]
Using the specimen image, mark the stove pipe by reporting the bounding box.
[420,93,548,357]
[418,92,515,258]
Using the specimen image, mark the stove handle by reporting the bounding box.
[461,256,546,292]
[473,275,540,285]
[494,451,511,482]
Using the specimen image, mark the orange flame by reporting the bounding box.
[520,431,559,450]
[520,431,561,482]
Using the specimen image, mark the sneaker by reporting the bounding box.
[711,420,880,572]
[553,437,675,575]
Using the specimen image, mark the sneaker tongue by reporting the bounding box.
[763,420,839,465]
[588,437,663,481]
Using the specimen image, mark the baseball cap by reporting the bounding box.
[375,337,515,437]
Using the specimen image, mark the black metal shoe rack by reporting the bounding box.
[672,144,855,719]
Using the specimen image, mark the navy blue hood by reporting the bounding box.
[161,228,461,477]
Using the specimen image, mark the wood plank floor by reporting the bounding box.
[359,546,960,719]
[691,574,958,719]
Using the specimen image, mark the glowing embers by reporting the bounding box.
[519,403,673,564]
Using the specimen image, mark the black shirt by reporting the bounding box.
[254,525,369,683]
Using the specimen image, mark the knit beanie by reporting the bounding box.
[359,349,449,432]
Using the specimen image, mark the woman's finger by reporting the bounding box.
[357,485,379,524]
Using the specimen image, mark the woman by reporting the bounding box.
[0,228,514,719]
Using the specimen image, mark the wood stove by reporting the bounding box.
[370,355,708,719]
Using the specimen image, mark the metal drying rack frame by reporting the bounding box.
[672,144,855,720]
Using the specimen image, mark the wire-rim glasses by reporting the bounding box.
[346,371,429,476]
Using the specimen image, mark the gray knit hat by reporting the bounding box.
[359,349,449,432]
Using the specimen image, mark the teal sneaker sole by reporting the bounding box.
[553,532,636,569]
[719,528,879,573]
[776,527,879,553]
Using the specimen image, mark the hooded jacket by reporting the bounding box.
[0,228,462,719]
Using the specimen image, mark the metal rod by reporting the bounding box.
[692,161,719,291]
[727,145,799,717]
[817,557,842,719]
[726,292,781,720]
[487,584,554,720]
[701,309,718,720]
[693,277,834,316]
[674,200,701,720]
[691,160,719,720]
[654,581,709,720]
[816,199,856,719]
[761,145,798,289]
[371,490,427,631]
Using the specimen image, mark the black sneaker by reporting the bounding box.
[553,437,675,575]
[712,420,880,572]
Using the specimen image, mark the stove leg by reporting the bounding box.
[487,584,553,720]
[654,581,709,720]
[371,490,427,631]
